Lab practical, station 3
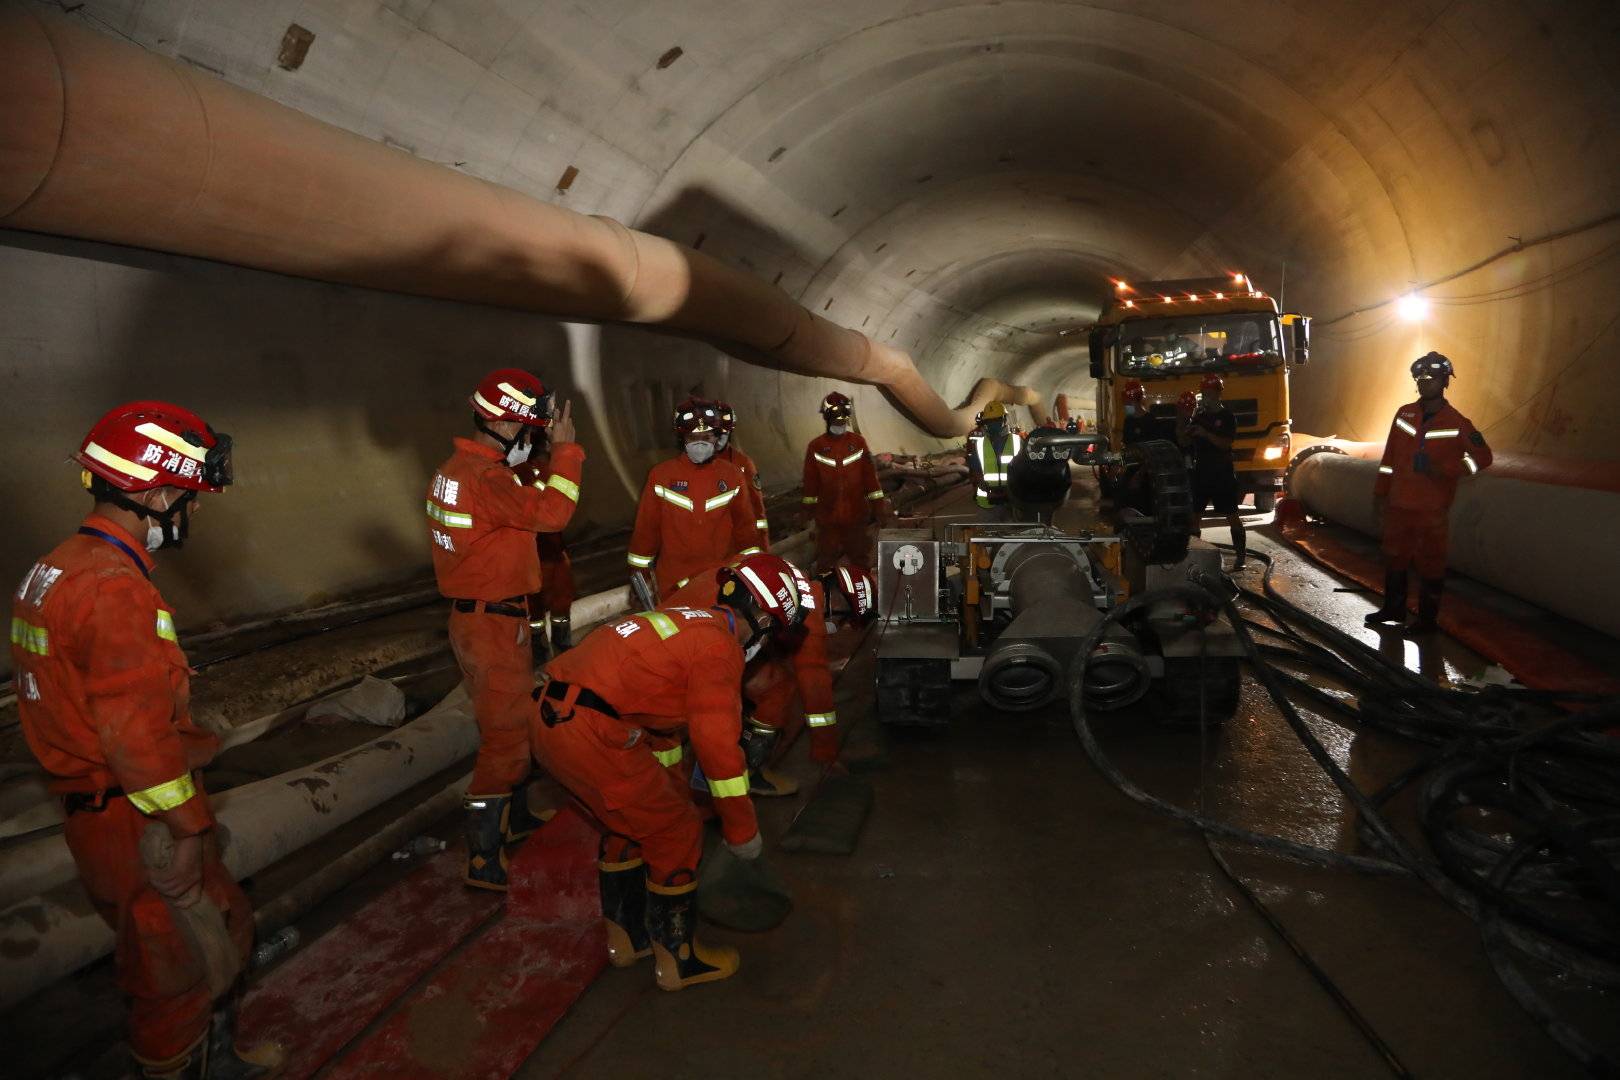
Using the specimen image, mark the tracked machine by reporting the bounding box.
[874,430,1244,725]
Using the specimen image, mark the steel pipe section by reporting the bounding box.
[0,685,478,1011]
[0,5,1032,440]
[1289,450,1620,639]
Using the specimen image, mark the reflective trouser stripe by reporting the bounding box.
[708,774,749,798]
[128,773,198,814]
[806,712,837,727]
[653,746,684,767]
[866,490,885,500]
[547,475,580,502]
[755,518,769,530]
[628,553,654,568]
[801,496,818,504]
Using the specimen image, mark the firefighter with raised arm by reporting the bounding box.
[967,401,1023,522]
[427,368,583,891]
[802,391,890,572]
[715,400,771,553]
[531,554,810,990]
[627,398,760,600]
[1365,352,1492,634]
[10,402,284,1079]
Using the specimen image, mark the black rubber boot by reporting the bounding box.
[599,853,653,967]
[1364,569,1409,626]
[504,782,550,844]
[204,1004,286,1080]
[1405,578,1445,635]
[550,615,572,656]
[748,767,800,797]
[646,875,739,991]
[463,793,511,891]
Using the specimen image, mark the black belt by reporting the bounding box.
[452,596,528,617]
[63,788,125,815]
[536,679,620,725]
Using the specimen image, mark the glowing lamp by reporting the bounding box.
[1396,293,1429,321]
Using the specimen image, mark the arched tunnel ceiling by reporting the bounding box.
[3,0,1618,623]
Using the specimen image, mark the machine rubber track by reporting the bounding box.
[1125,439,1193,565]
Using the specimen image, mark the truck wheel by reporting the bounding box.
[876,658,953,727]
[1155,657,1242,723]
[1252,491,1277,513]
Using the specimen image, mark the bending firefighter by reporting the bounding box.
[967,401,1024,521]
[802,392,890,572]
[531,554,810,990]
[427,368,583,890]
[627,398,760,599]
[10,402,283,1079]
[1365,352,1492,634]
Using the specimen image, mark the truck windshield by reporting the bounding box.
[1114,314,1280,378]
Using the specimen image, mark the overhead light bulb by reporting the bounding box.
[1397,293,1429,321]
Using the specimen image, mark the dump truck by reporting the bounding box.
[1088,275,1311,512]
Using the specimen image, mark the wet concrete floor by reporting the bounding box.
[519,502,1595,1079]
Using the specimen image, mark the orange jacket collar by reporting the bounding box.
[453,436,505,461]
[80,513,156,575]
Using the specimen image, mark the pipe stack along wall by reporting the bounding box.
[1287,451,1620,639]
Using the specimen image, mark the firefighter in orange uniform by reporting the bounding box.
[626,398,760,599]
[1366,352,1492,634]
[427,368,584,890]
[802,391,890,573]
[10,402,283,1078]
[715,400,771,552]
[666,556,841,795]
[531,554,809,990]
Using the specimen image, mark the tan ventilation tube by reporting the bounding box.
[0,5,1036,438]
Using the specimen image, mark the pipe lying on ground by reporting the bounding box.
[1287,450,1620,639]
[0,6,1035,437]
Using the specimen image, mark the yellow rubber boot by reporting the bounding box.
[646,877,739,990]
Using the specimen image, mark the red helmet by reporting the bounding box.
[820,392,854,423]
[673,397,721,437]
[1122,380,1146,406]
[824,565,877,620]
[717,553,812,636]
[714,401,737,434]
[471,368,552,427]
[76,401,233,494]
[1199,374,1225,394]
[1176,390,1199,418]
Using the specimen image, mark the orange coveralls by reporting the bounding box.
[10,516,250,1061]
[1373,400,1492,579]
[667,574,840,763]
[721,443,771,552]
[626,455,759,598]
[427,437,585,792]
[531,608,754,881]
[520,452,576,625]
[802,431,889,570]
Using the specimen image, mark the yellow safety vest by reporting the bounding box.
[970,432,1022,507]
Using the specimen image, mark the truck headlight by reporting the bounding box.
[1262,445,1286,461]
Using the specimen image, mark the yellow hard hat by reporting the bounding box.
[980,401,1007,421]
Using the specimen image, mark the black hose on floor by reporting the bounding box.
[1068,549,1620,1075]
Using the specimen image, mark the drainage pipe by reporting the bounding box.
[0,5,1035,438]
[1287,450,1620,639]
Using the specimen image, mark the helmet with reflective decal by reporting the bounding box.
[820,392,854,424]
[1122,381,1145,407]
[716,553,812,635]
[1410,351,1454,381]
[470,368,553,427]
[674,397,722,437]
[1199,373,1225,394]
[77,401,232,494]
[823,564,877,621]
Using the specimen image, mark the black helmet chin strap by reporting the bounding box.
[98,484,196,549]
[474,413,530,454]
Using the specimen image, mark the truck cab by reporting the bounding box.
[1088,275,1310,511]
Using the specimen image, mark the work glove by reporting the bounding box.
[726,831,763,861]
[147,830,205,908]
[810,727,841,766]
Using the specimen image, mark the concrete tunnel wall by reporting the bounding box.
[2,0,1618,627]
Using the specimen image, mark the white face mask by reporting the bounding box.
[505,436,533,467]
[828,423,848,436]
[143,491,172,552]
[717,432,730,451]
[685,440,716,465]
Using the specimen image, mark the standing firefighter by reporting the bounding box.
[966,401,1024,521]
[10,402,283,1078]
[1366,352,1492,633]
[667,556,842,793]
[803,391,889,571]
[519,440,576,659]
[627,398,760,599]
[1184,374,1247,569]
[532,554,809,990]
[715,400,771,552]
[427,368,583,890]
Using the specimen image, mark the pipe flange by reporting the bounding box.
[978,641,1062,712]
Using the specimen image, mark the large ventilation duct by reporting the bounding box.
[1287,450,1620,639]
[0,4,1038,439]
